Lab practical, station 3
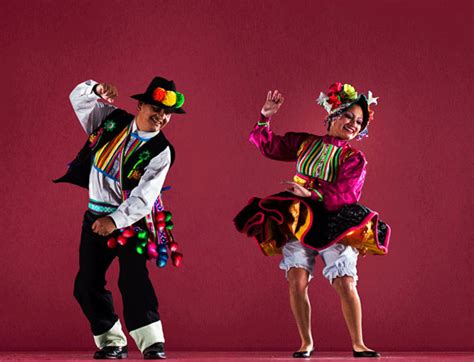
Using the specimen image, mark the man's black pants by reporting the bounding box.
[73,211,160,336]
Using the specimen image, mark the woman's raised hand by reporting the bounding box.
[261,90,285,117]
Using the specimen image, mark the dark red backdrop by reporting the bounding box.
[1,0,472,352]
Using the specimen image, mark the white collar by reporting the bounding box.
[132,119,160,140]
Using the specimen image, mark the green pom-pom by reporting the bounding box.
[136,246,144,254]
[137,230,148,240]
[175,92,185,108]
[165,211,172,222]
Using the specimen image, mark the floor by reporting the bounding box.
[0,352,473,361]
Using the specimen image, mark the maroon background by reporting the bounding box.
[1,0,472,352]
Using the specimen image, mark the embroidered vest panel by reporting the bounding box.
[296,138,344,183]
[53,109,133,189]
[121,131,175,191]
[54,108,174,190]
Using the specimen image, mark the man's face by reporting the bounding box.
[136,102,172,132]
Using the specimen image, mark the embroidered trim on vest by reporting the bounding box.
[296,138,344,182]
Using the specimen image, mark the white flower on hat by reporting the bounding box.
[367,90,379,106]
[316,92,332,113]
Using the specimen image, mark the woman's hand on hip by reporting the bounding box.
[261,90,285,117]
[282,181,311,197]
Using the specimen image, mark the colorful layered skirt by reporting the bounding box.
[234,192,391,256]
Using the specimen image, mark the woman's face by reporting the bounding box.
[328,104,364,140]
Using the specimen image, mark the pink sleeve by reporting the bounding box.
[249,115,311,161]
[316,151,367,211]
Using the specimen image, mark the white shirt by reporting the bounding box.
[69,80,171,229]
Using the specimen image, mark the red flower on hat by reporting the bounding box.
[152,87,166,102]
[328,95,341,109]
[329,82,343,93]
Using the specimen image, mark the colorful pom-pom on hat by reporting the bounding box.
[316,83,378,138]
[131,76,186,114]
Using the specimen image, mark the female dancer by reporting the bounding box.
[235,83,390,358]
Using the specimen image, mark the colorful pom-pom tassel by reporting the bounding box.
[117,235,128,246]
[155,211,166,222]
[152,87,166,102]
[164,211,172,222]
[162,91,177,106]
[156,256,167,268]
[175,92,185,108]
[137,230,148,240]
[147,242,158,259]
[136,245,145,255]
[157,220,166,231]
[171,252,183,267]
[122,228,135,238]
[168,241,178,252]
[107,237,117,249]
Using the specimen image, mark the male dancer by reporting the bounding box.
[55,77,185,359]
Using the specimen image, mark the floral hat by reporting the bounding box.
[316,82,378,138]
[131,76,185,114]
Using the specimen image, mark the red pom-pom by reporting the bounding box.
[122,228,135,238]
[152,87,166,102]
[171,252,183,267]
[168,241,179,252]
[117,235,128,246]
[157,220,166,231]
[107,237,117,249]
[155,212,166,222]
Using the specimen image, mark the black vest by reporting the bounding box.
[54,109,175,191]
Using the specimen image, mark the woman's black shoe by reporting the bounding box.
[352,349,381,358]
[93,345,128,359]
[292,349,314,358]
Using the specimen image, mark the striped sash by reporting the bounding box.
[93,124,146,181]
[296,138,344,182]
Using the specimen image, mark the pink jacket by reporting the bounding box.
[249,116,367,212]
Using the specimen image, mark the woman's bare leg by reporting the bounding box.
[288,268,314,352]
[332,276,374,352]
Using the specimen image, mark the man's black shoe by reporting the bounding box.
[143,342,166,359]
[93,345,128,359]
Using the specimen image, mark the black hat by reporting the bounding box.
[131,76,186,114]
